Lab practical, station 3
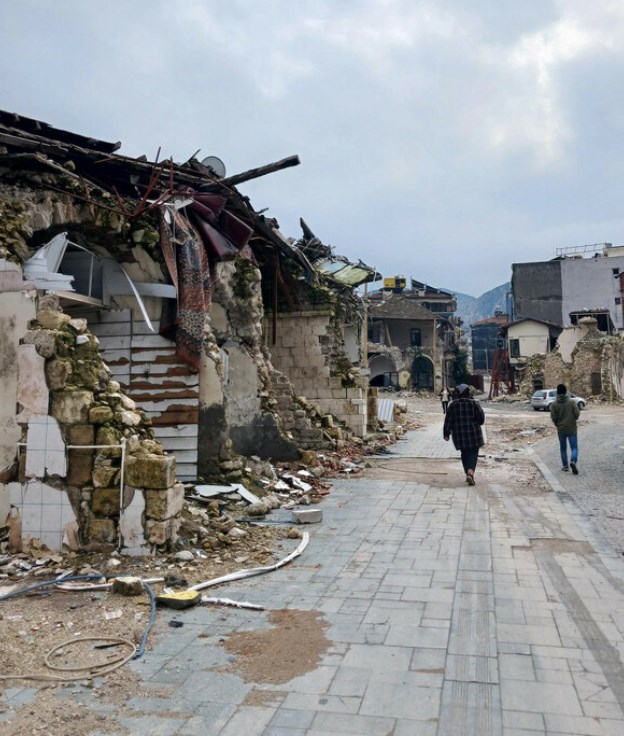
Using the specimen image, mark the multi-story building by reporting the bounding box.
[367,278,460,391]
[512,243,624,332]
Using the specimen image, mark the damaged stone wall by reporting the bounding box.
[1,285,183,553]
[517,317,624,402]
[0,163,346,501]
[203,259,326,479]
[266,310,369,437]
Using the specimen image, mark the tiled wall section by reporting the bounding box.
[8,481,77,552]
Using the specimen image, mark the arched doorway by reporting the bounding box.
[411,354,434,390]
[368,354,398,388]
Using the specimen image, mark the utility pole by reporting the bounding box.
[363,282,369,368]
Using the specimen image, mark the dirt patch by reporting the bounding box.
[222,609,330,684]
[514,538,596,555]
[479,456,552,495]
[0,687,126,736]
[0,673,176,736]
[242,687,288,707]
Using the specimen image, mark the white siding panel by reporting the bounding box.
[86,310,200,480]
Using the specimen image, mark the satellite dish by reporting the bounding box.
[201,155,226,177]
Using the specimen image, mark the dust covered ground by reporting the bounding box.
[384,392,556,494]
[0,523,295,735]
[1,390,621,734]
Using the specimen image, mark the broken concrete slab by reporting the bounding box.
[291,508,322,524]
[192,483,261,505]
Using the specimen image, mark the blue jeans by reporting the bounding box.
[558,432,578,467]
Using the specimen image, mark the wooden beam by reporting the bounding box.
[219,155,300,187]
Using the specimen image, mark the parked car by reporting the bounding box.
[530,389,586,411]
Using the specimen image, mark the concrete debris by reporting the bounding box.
[103,608,123,621]
[174,551,194,562]
[190,483,261,505]
[291,508,323,524]
[111,576,144,596]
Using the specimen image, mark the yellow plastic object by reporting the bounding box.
[155,590,201,610]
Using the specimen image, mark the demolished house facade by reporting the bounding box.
[367,280,459,391]
[516,317,624,402]
[0,111,376,554]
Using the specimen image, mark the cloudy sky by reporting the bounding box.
[2,1,624,296]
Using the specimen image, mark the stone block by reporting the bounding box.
[51,390,93,425]
[88,518,117,543]
[66,425,95,453]
[117,409,142,427]
[111,576,144,596]
[92,464,120,489]
[124,453,176,490]
[351,399,367,414]
[36,310,71,330]
[94,427,122,459]
[136,439,164,456]
[22,329,57,358]
[346,387,364,400]
[45,359,73,390]
[67,453,94,486]
[89,405,114,424]
[68,318,88,333]
[281,333,296,348]
[92,487,121,516]
[144,483,185,521]
[346,415,367,437]
[146,517,181,546]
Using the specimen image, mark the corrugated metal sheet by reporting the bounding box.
[89,310,199,481]
[377,398,395,423]
[313,257,377,286]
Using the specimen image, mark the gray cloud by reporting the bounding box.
[2,0,624,295]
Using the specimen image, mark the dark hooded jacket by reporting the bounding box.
[550,394,580,434]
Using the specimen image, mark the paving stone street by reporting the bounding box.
[4,406,624,735]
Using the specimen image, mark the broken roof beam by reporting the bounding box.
[219,155,300,188]
[0,109,121,154]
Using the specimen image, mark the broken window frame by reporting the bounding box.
[23,232,176,332]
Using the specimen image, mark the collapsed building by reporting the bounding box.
[366,279,460,391]
[0,110,377,554]
[515,317,624,402]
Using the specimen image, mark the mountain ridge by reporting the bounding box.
[446,282,512,328]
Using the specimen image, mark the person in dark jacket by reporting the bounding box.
[550,383,580,474]
[443,384,485,485]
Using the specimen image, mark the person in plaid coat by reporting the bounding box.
[443,384,485,486]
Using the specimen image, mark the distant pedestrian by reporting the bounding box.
[440,386,450,414]
[443,384,485,486]
[550,383,580,474]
